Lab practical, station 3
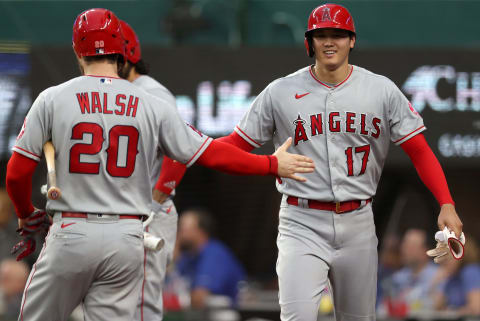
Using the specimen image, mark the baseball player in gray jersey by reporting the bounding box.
[119,20,182,321]
[218,4,463,321]
[5,8,314,321]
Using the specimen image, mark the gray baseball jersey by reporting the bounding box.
[14,75,212,216]
[133,75,176,190]
[131,74,179,321]
[235,65,424,321]
[14,75,211,321]
[236,65,424,201]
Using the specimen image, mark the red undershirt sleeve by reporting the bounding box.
[216,131,255,152]
[196,140,277,176]
[400,134,454,206]
[154,156,187,195]
[6,152,37,219]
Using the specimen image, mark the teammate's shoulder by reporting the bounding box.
[134,75,175,101]
[267,66,311,90]
[134,75,168,92]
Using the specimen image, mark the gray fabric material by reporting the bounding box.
[19,214,144,321]
[236,65,424,202]
[133,75,177,191]
[134,199,178,321]
[13,75,211,216]
[277,197,378,321]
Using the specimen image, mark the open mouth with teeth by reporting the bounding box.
[324,50,336,56]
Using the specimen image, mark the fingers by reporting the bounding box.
[453,229,462,239]
[438,222,445,232]
[288,174,307,182]
[278,137,292,152]
[292,156,314,167]
[434,252,450,264]
[292,154,314,163]
[11,238,36,261]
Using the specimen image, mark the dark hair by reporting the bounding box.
[184,207,216,237]
[83,54,125,72]
[83,53,124,65]
[133,59,149,75]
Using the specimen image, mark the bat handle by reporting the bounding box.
[47,170,61,200]
[47,186,61,200]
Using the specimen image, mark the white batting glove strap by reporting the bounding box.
[427,227,466,263]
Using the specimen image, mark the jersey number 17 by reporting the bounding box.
[345,144,370,177]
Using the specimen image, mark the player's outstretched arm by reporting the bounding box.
[401,134,463,237]
[216,131,255,152]
[196,138,314,182]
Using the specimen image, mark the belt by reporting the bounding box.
[286,196,371,214]
[62,212,142,220]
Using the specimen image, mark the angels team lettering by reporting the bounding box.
[293,111,381,145]
[76,92,139,117]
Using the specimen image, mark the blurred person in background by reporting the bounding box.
[175,208,246,309]
[384,229,439,314]
[432,234,480,316]
[0,189,20,262]
[376,234,402,308]
[0,259,29,320]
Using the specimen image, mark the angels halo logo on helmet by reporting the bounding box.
[72,8,125,59]
[304,3,356,57]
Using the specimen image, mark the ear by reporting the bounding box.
[350,35,356,49]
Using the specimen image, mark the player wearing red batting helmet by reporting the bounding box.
[304,3,355,57]
[217,3,463,320]
[72,8,126,76]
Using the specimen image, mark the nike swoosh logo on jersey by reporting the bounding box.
[61,222,76,229]
[295,92,310,99]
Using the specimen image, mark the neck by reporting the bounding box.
[313,62,351,85]
[83,62,119,78]
[128,69,141,82]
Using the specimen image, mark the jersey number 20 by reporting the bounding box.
[69,122,139,177]
[345,144,370,177]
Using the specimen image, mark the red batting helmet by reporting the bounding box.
[120,20,141,64]
[72,8,125,58]
[304,4,356,57]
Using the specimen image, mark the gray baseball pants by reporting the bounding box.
[277,196,378,321]
[18,213,144,321]
[134,199,178,321]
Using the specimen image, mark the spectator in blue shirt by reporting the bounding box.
[175,208,246,309]
[433,234,480,316]
[385,229,439,313]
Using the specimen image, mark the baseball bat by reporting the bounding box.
[43,141,61,200]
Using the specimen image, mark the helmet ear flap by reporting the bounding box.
[304,36,314,58]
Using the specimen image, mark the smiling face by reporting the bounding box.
[311,28,355,71]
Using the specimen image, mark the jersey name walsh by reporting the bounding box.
[76,92,139,117]
[293,111,381,145]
